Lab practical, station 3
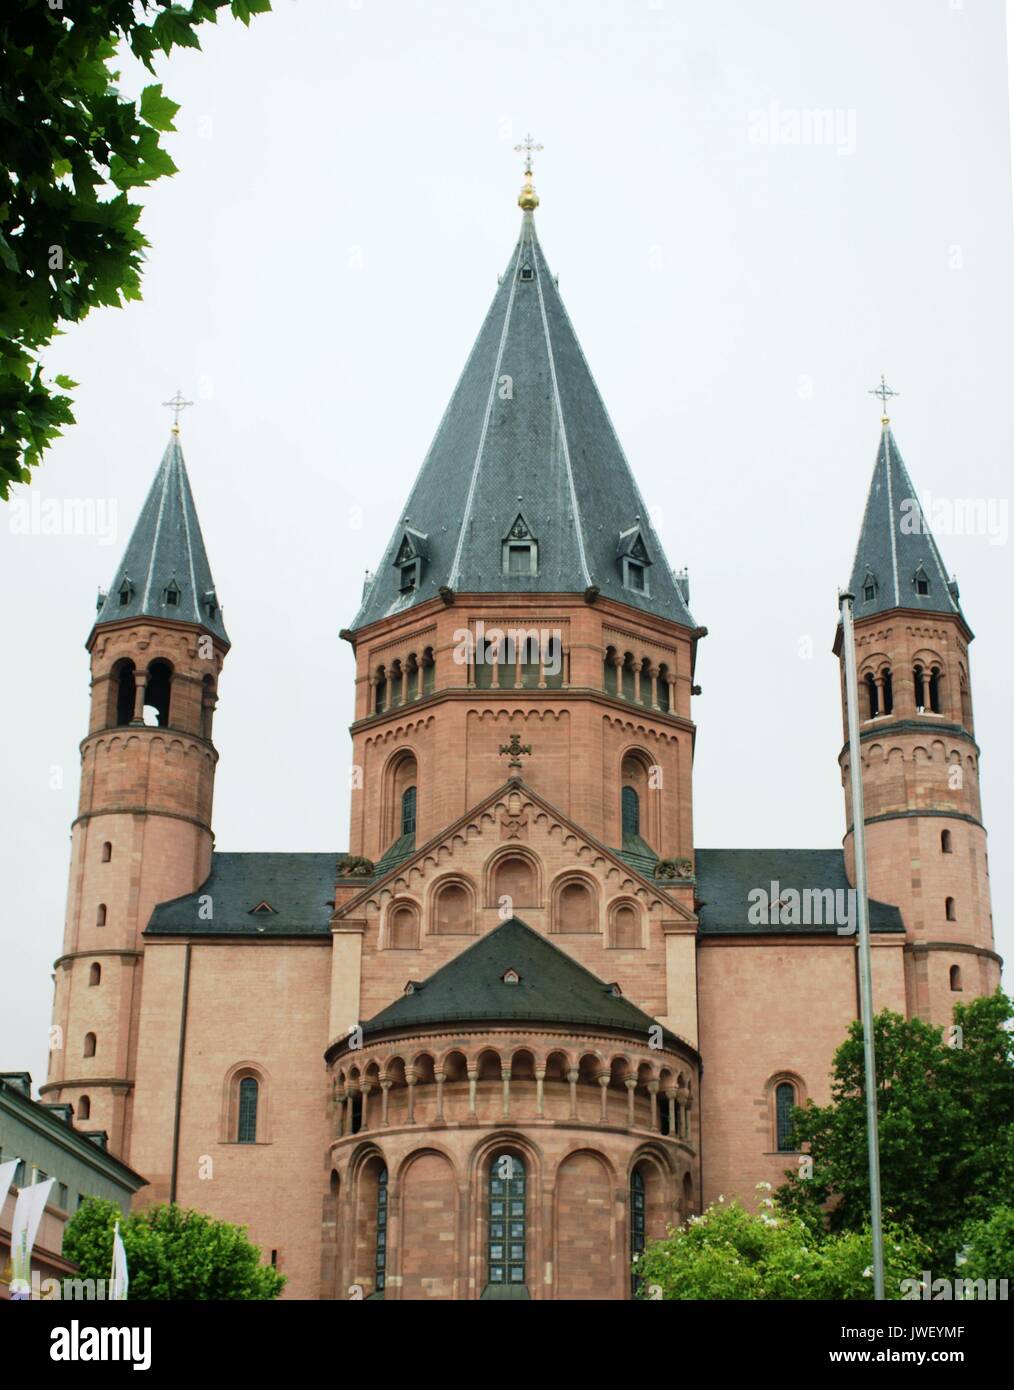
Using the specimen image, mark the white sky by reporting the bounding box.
[2,0,1011,1091]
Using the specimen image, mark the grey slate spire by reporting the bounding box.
[94,432,229,644]
[351,209,695,631]
[847,422,966,627]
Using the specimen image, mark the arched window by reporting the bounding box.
[488,1152,526,1290]
[101,841,112,863]
[557,880,595,933]
[389,661,403,709]
[950,964,963,992]
[401,786,417,837]
[914,665,925,712]
[621,654,636,701]
[928,666,942,715]
[941,829,953,853]
[945,897,956,922]
[144,660,173,728]
[83,1032,96,1058]
[495,855,536,909]
[621,786,640,837]
[374,667,387,715]
[96,903,107,926]
[882,669,894,715]
[78,1095,91,1121]
[775,1081,796,1151]
[388,904,419,949]
[113,660,136,727]
[865,673,879,718]
[422,647,436,696]
[657,663,671,713]
[237,1076,258,1143]
[88,962,101,986]
[639,658,653,708]
[630,1167,646,1296]
[603,647,618,695]
[610,902,641,949]
[375,1166,389,1294]
[433,882,471,935]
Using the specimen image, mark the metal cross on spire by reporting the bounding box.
[514,133,543,175]
[162,389,193,434]
[868,375,899,421]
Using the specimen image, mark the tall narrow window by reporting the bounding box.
[928,667,941,714]
[941,829,953,853]
[865,673,879,718]
[914,665,925,712]
[882,669,894,715]
[630,1167,646,1297]
[950,965,963,992]
[83,1032,96,1058]
[401,786,417,837]
[114,660,136,726]
[374,668,387,715]
[88,963,101,986]
[78,1095,91,1120]
[775,1081,795,1151]
[622,786,640,837]
[488,1153,526,1289]
[96,903,107,926]
[238,1076,258,1143]
[657,664,671,712]
[101,841,112,863]
[945,897,956,922]
[375,1167,389,1294]
[145,660,173,728]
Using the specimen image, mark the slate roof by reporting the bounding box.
[356,917,686,1047]
[146,853,337,937]
[350,210,696,632]
[94,433,229,644]
[694,849,904,936]
[847,424,966,627]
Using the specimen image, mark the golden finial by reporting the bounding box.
[515,133,543,211]
[162,389,193,435]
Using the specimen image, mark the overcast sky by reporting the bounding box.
[2,0,1012,1090]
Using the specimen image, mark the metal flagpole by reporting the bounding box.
[840,588,886,1300]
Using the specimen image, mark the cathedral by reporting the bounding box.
[41,158,1001,1300]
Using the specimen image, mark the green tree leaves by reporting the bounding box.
[0,0,270,498]
[63,1198,286,1300]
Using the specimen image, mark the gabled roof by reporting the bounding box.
[353,916,685,1047]
[694,849,904,936]
[350,210,696,632]
[847,424,966,628]
[147,853,338,937]
[93,433,229,644]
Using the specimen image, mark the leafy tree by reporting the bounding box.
[0,0,270,497]
[957,1206,1014,1287]
[777,991,1014,1268]
[634,1194,929,1300]
[63,1198,286,1299]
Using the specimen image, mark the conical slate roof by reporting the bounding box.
[351,210,695,631]
[94,433,229,644]
[357,916,682,1046]
[847,423,965,626]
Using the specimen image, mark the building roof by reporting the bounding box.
[353,916,687,1049]
[694,848,904,935]
[350,210,696,632]
[93,432,229,645]
[0,1073,146,1192]
[847,423,966,627]
[146,852,338,937]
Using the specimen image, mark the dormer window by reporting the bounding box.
[617,526,652,596]
[914,566,930,596]
[164,579,181,607]
[393,528,428,595]
[862,571,877,603]
[502,513,538,576]
[502,968,521,984]
[519,264,534,282]
[204,588,218,619]
[249,900,276,915]
[118,578,133,606]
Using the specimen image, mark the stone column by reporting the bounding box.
[434,1070,446,1123]
[666,1090,677,1137]
[467,1067,478,1120]
[633,660,642,703]
[677,1085,691,1139]
[567,1068,579,1121]
[665,671,676,713]
[502,1065,512,1120]
[598,1073,610,1123]
[647,1080,659,1132]
[535,1067,545,1118]
[610,652,623,697]
[416,661,424,701]
[358,1080,370,1133]
[405,1068,416,1124]
[336,1088,347,1138]
[625,1077,637,1128]
[648,665,659,709]
[380,1078,391,1127]
[131,671,147,723]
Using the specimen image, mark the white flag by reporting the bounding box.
[10,1175,55,1295]
[110,1220,129,1301]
